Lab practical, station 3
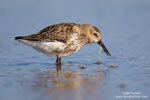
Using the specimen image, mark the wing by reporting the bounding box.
[20,23,77,43]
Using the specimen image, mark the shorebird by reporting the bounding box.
[15,23,111,65]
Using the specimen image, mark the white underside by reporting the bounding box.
[18,39,80,57]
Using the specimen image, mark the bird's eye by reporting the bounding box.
[94,33,98,37]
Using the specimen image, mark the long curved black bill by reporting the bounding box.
[98,40,111,56]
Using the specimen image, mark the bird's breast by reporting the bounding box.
[60,34,83,57]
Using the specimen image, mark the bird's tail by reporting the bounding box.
[15,36,24,40]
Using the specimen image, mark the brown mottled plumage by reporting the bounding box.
[15,23,111,67]
[16,23,77,43]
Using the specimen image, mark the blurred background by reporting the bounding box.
[0,0,150,100]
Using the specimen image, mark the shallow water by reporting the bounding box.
[0,0,150,100]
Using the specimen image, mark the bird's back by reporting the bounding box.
[15,23,77,43]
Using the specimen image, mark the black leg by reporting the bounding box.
[56,56,61,65]
[59,57,61,63]
[56,56,61,71]
[56,56,59,64]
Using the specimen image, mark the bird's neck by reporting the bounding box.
[78,32,89,45]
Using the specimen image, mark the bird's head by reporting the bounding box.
[80,24,111,56]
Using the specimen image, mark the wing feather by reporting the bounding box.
[18,23,76,43]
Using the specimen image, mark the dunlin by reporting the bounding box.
[15,23,111,65]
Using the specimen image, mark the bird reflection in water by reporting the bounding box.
[30,67,104,100]
[56,64,61,71]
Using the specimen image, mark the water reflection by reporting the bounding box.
[56,64,61,71]
[28,67,103,100]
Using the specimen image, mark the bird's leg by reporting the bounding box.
[59,57,61,64]
[56,56,59,64]
[56,56,61,65]
[56,56,61,71]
